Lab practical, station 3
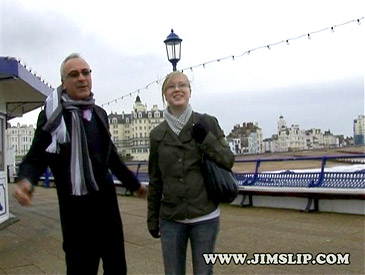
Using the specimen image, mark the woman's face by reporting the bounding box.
[164,73,191,111]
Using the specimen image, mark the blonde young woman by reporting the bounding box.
[147,71,234,274]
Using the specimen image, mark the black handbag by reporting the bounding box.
[202,154,239,204]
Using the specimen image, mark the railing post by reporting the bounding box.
[136,163,141,180]
[316,157,327,187]
[44,167,50,188]
[252,160,261,184]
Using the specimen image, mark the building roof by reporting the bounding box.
[0,56,53,119]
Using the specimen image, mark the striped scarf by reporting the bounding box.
[163,104,193,136]
[42,86,99,196]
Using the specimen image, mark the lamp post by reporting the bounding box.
[164,29,182,71]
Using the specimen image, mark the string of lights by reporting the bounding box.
[179,17,364,73]
[12,18,361,108]
[101,78,163,107]
[100,17,363,108]
[5,56,54,89]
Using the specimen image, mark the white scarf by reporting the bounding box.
[44,86,69,153]
[42,86,98,196]
[163,104,193,136]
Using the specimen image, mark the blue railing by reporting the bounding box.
[123,154,365,190]
[39,154,365,190]
[234,155,365,189]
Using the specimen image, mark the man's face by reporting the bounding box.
[62,57,92,100]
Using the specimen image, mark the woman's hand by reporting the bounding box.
[149,228,160,238]
[192,122,208,144]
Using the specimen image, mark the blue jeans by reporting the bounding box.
[160,217,220,275]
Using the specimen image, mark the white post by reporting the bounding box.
[0,115,9,225]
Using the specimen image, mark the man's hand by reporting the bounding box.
[14,179,34,206]
[135,184,148,199]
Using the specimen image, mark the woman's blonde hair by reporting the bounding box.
[161,71,191,106]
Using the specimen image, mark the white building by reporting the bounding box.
[227,138,242,155]
[288,124,306,151]
[305,128,324,149]
[108,96,164,161]
[263,137,276,153]
[276,115,290,152]
[323,130,340,148]
[354,115,365,145]
[272,115,343,152]
[6,123,35,162]
[227,122,264,155]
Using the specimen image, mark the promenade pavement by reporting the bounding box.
[1,183,364,274]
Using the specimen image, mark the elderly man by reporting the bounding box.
[15,53,146,274]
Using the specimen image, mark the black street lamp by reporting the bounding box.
[164,29,182,71]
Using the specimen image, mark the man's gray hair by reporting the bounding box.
[60,53,83,80]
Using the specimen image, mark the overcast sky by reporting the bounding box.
[1,0,364,138]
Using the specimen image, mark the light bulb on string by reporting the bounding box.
[97,17,361,110]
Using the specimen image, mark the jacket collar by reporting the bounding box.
[155,112,200,144]
[92,106,110,136]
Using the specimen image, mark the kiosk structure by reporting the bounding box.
[0,56,52,226]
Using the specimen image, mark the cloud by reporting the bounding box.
[2,0,364,139]
[195,76,363,137]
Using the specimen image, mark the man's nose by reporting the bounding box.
[77,73,87,81]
